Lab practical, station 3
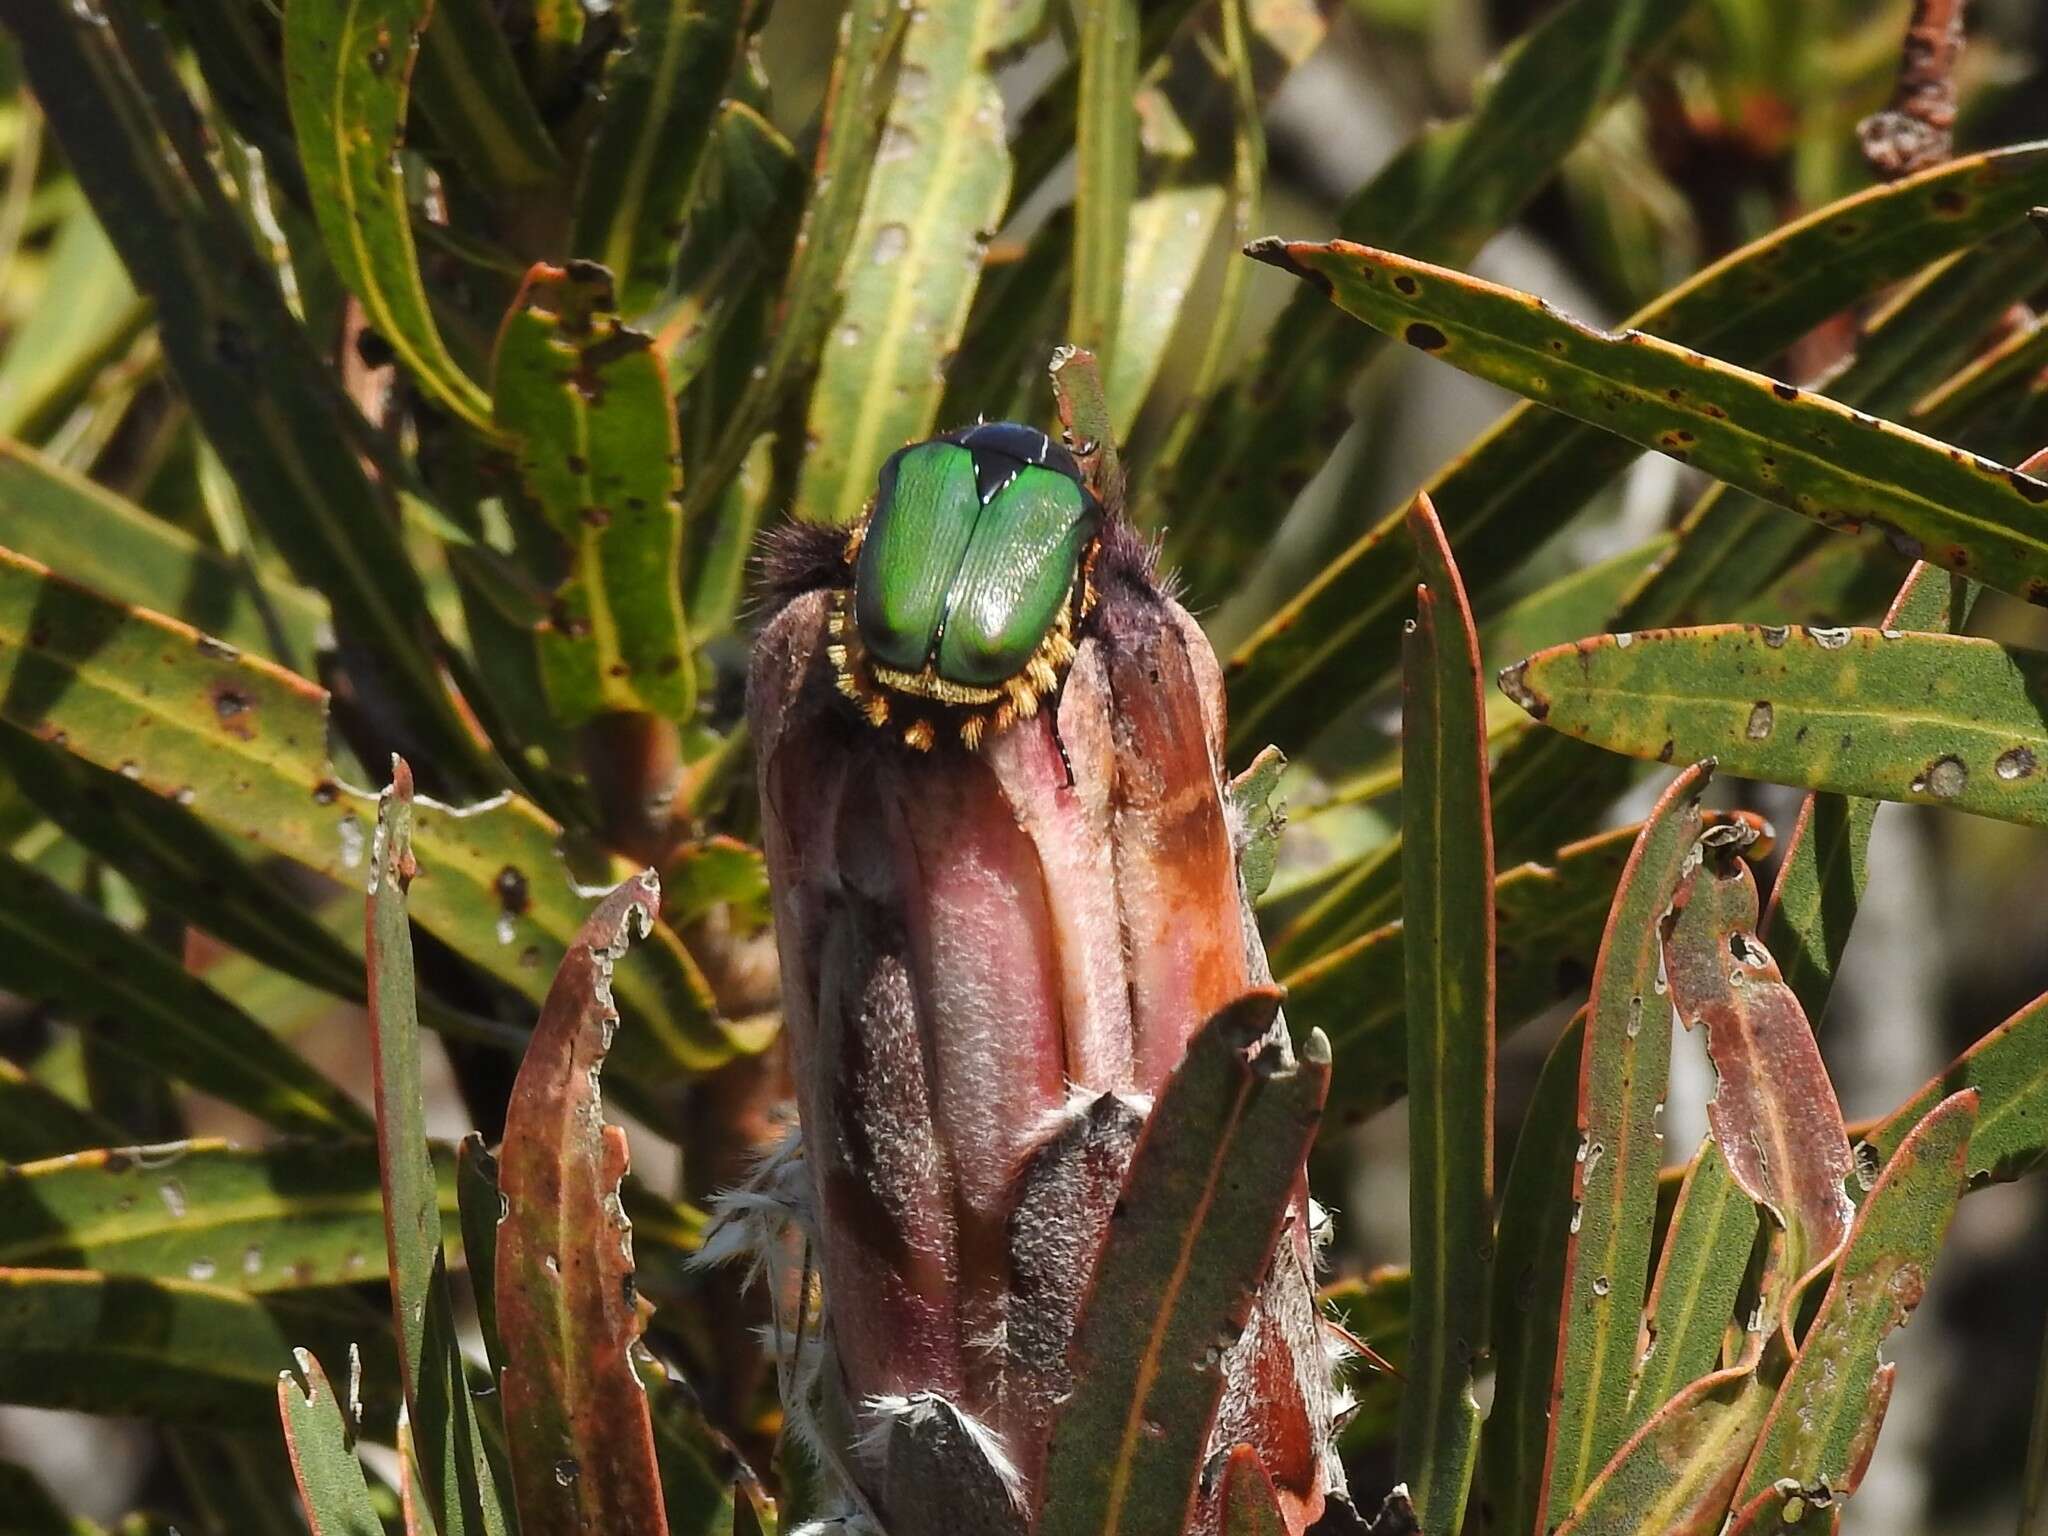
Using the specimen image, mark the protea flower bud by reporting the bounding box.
[732,421,1340,1536]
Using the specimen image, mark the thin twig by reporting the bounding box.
[1857,0,1968,180]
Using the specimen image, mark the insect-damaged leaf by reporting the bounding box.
[0,545,741,1082]
[0,1138,456,1291]
[1731,1090,1978,1528]
[1223,141,2048,758]
[1662,836,1853,1338]
[493,263,694,724]
[1252,238,2048,611]
[1397,497,1493,1536]
[495,872,668,1536]
[278,1349,384,1536]
[367,763,511,1536]
[1035,990,1329,1536]
[1539,764,1708,1526]
[0,1269,395,1432]
[1500,625,2048,830]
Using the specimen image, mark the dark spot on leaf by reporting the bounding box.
[2009,470,2048,503]
[496,866,531,917]
[1931,188,1967,215]
[580,506,612,528]
[211,684,256,740]
[566,454,588,475]
[1658,738,1675,763]
[311,779,341,805]
[1405,322,1448,351]
[1393,274,1419,296]
[1772,382,1799,400]
[194,634,239,660]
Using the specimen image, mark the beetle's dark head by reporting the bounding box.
[759,420,1156,751]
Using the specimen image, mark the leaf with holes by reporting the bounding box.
[1662,839,1853,1338]
[0,545,746,1083]
[1501,625,2048,830]
[0,1139,458,1291]
[1223,142,2048,757]
[494,873,669,1536]
[0,1269,395,1432]
[278,1349,384,1536]
[494,264,693,724]
[1541,764,1709,1526]
[1731,1091,1978,1528]
[1254,238,2048,609]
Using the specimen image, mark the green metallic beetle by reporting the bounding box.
[824,421,1104,750]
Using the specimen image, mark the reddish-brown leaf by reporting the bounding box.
[1662,841,1853,1340]
[495,872,668,1536]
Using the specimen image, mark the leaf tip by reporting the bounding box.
[1243,236,1331,297]
[1497,659,1547,720]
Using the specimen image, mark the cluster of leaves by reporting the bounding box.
[0,0,2044,1532]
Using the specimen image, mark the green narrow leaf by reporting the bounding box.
[0,1269,395,1431]
[572,0,748,316]
[1166,0,1698,593]
[1541,763,1709,1525]
[0,854,371,1137]
[1730,1091,1978,1527]
[1287,817,1635,1131]
[1106,184,1225,434]
[0,1059,118,1163]
[1864,987,2048,1186]
[0,727,516,1054]
[0,545,749,1082]
[792,0,1044,524]
[1627,1139,1757,1432]
[367,762,511,1536]
[0,2,491,787]
[456,1134,505,1377]
[493,264,693,723]
[1502,625,2048,831]
[633,1348,751,1536]
[284,0,495,432]
[495,874,670,1536]
[0,436,325,669]
[1483,1010,1587,1536]
[1224,142,2048,757]
[1070,0,1140,372]
[1553,1358,1773,1536]
[1035,991,1330,1536]
[412,0,565,201]
[0,202,148,443]
[1398,497,1493,1535]
[0,1138,461,1291]
[1256,237,2048,612]
[278,1349,384,1536]
[680,0,905,527]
